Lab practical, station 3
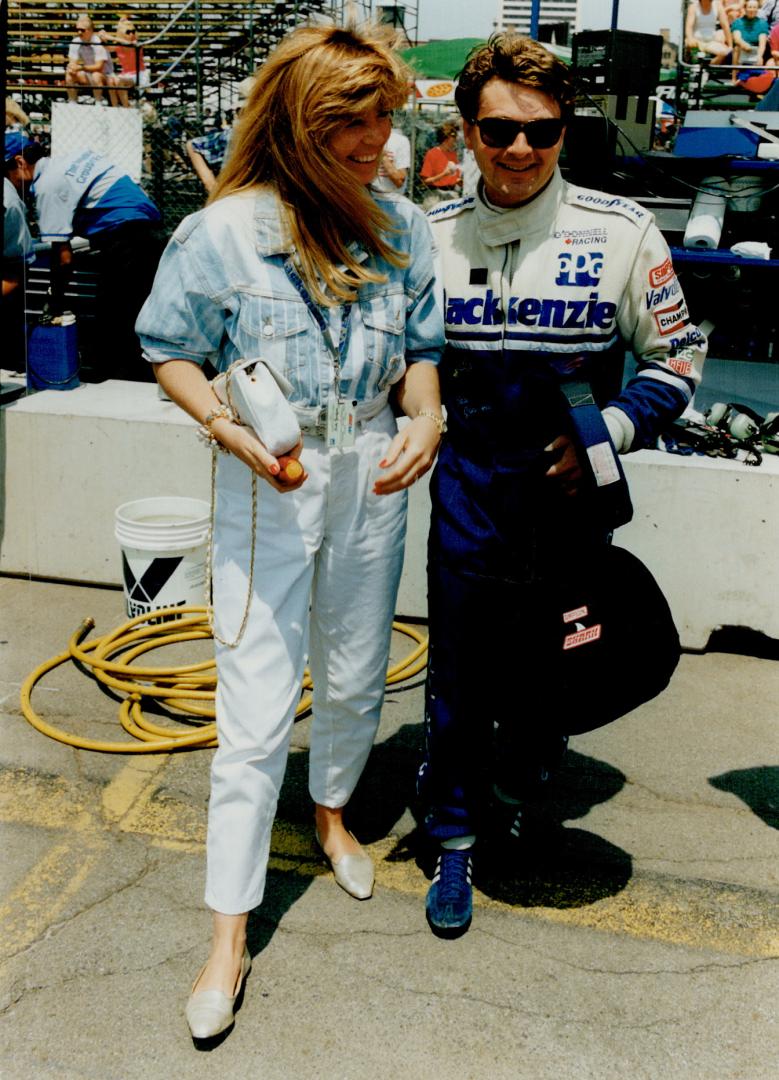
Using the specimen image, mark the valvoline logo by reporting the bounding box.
[445,288,617,330]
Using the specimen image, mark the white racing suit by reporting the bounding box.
[421,169,706,841]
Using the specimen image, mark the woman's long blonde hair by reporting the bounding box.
[209,23,411,305]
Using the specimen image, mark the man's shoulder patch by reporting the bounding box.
[567,185,650,228]
[426,194,476,224]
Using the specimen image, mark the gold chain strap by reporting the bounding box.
[205,378,258,649]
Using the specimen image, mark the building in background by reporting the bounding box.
[659,27,679,70]
[497,1,579,44]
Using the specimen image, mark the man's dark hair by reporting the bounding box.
[455,32,576,123]
[22,143,47,167]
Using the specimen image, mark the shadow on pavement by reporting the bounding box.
[709,765,779,831]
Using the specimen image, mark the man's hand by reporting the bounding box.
[544,434,583,496]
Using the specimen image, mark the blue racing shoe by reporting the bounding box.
[425,849,473,938]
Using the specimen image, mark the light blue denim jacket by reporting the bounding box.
[136,186,443,409]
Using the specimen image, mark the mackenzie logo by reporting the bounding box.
[445,290,617,330]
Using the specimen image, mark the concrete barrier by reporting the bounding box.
[2,381,777,647]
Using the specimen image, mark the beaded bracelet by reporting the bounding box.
[197,403,238,453]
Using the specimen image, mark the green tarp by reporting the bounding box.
[400,37,572,81]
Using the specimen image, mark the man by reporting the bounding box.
[5,139,162,380]
[420,34,706,938]
[66,15,113,105]
[186,76,256,194]
[419,121,462,206]
[3,133,35,371]
[373,126,411,195]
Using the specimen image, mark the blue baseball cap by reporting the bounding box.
[4,132,35,165]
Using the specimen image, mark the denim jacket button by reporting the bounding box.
[262,325,274,337]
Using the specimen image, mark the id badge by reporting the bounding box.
[325,397,357,449]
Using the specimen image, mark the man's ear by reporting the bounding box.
[462,120,475,152]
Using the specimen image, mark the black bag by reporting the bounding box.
[529,544,681,735]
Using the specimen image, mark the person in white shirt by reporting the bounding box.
[66,15,114,105]
[373,126,411,194]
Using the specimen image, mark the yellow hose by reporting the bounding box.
[19,605,428,754]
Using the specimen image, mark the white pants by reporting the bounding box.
[205,407,407,914]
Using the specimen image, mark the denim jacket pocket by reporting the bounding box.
[236,293,310,378]
[360,292,406,387]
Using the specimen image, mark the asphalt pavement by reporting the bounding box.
[0,575,777,1080]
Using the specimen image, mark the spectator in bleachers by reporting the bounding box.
[99,19,149,108]
[66,14,114,105]
[771,17,779,58]
[3,133,35,372]
[5,140,163,380]
[373,126,411,194]
[685,1,733,65]
[758,0,779,30]
[732,0,770,65]
[185,76,255,193]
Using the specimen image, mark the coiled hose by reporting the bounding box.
[19,605,428,754]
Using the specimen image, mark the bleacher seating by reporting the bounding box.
[6,1,333,112]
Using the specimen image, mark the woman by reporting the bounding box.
[99,19,148,107]
[685,0,733,64]
[731,0,771,79]
[136,22,444,1040]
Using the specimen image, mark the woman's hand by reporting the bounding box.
[212,420,307,493]
[373,415,441,495]
[544,434,583,497]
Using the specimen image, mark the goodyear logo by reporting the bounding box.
[445,289,617,330]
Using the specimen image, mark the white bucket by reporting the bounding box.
[114,496,210,621]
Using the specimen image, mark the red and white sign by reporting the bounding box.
[563,624,602,650]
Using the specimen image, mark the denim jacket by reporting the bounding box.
[136,186,443,409]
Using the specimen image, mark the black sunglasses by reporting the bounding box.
[472,116,565,150]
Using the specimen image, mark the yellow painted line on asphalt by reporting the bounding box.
[0,815,103,954]
[0,757,168,957]
[1,767,777,960]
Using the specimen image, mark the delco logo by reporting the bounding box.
[669,327,706,350]
[445,289,617,330]
[556,251,604,287]
[645,278,681,310]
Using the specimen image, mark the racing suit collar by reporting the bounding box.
[474,167,564,247]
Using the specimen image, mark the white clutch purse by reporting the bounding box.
[212,358,301,457]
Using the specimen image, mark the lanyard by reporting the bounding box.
[283,257,352,402]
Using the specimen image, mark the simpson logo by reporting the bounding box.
[563,623,602,649]
[563,605,589,623]
[556,250,604,287]
[654,299,690,336]
[649,258,674,288]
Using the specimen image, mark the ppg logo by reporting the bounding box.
[556,251,604,287]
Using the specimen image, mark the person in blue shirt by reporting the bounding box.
[137,22,444,1042]
[732,0,771,72]
[3,133,35,371]
[6,139,162,380]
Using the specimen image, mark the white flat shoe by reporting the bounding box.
[315,830,374,900]
[185,946,251,1040]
